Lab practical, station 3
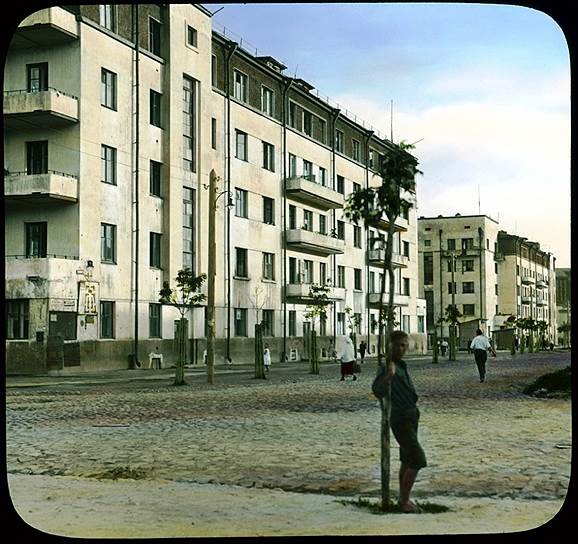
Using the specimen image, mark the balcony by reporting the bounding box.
[4,88,79,129]
[536,299,548,307]
[377,217,408,233]
[521,275,535,285]
[367,292,410,307]
[4,171,78,205]
[367,249,408,268]
[536,280,548,289]
[11,7,78,48]
[521,295,532,304]
[285,283,345,302]
[285,175,344,211]
[286,228,345,256]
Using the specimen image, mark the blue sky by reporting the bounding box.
[206,3,570,267]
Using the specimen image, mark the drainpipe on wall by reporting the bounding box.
[330,107,340,348]
[281,77,294,363]
[363,130,373,349]
[478,226,484,333]
[438,229,443,339]
[224,41,237,361]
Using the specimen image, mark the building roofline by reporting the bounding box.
[194,4,214,17]
[417,214,499,224]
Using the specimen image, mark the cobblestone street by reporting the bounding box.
[7,351,572,537]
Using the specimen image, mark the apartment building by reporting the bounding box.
[417,215,557,349]
[4,4,426,373]
[555,268,570,345]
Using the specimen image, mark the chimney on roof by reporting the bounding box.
[255,56,287,73]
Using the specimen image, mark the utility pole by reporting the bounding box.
[206,169,217,385]
[448,250,458,361]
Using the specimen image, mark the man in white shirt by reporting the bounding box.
[470,329,496,383]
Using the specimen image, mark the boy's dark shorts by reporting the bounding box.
[391,406,427,471]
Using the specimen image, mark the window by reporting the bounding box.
[418,315,425,333]
[403,278,410,296]
[319,314,327,336]
[25,222,47,258]
[289,101,297,128]
[303,159,313,180]
[462,238,474,250]
[289,205,297,229]
[289,153,297,178]
[150,232,162,268]
[263,252,275,280]
[319,119,327,143]
[235,248,248,278]
[423,252,433,285]
[354,313,362,334]
[448,282,457,294]
[352,139,360,161]
[447,238,456,251]
[100,301,115,339]
[353,225,362,248]
[288,310,296,337]
[100,223,116,263]
[149,303,162,338]
[211,55,217,86]
[100,145,116,184]
[462,281,475,294]
[235,188,248,218]
[423,239,431,247]
[262,310,274,336]
[99,5,115,31]
[495,284,499,295]
[337,175,345,194]
[337,266,346,288]
[26,141,48,175]
[369,149,376,169]
[337,220,345,240]
[187,25,198,47]
[303,110,312,136]
[319,262,327,285]
[101,68,117,110]
[463,304,475,316]
[402,315,410,333]
[150,160,162,197]
[319,167,327,186]
[303,260,314,284]
[303,210,313,231]
[369,271,376,293]
[235,308,248,337]
[263,197,275,225]
[27,63,48,93]
[318,214,327,235]
[447,259,456,272]
[464,225,470,230]
[354,268,362,290]
[337,313,346,335]
[150,90,162,127]
[289,257,297,283]
[6,300,29,339]
[233,70,248,102]
[516,264,520,275]
[211,118,217,150]
[352,181,361,193]
[403,241,410,258]
[235,130,248,161]
[183,76,196,172]
[149,17,161,56]
[463,259,474,272]
[401,204,410,221]
[335,130,344,152]
[261,86,274,116]
[262,141,275,171]
[183,187,194,271]
[495,262,498,274]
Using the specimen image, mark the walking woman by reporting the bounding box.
[339,336,358,381]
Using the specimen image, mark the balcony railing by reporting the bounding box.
[285,175,344,211]
[12,7,78,48]
[4,88,79,128]
[521,295,532,304]
[521,275,535,285]
[285,283,345,301]
[4,171,78,203]
[286,228,345,256]
[367,249,408,268]
[536,280,548,289]
[536,299,548,307]
[367,292,410,307]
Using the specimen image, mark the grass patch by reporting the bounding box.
[523,366,571,396]
[338,496,450,514]
[88,466,150,480]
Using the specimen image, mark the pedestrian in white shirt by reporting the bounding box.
[263,345,271,372]
[470,329,496,383]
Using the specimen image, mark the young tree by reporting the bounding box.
[159,269,207,386]
[558,322,571,348]
[249,286,267,379]
[443,305,463,361]
[343,140,421,512]
[304,283,331,375]
[344,306,362,357]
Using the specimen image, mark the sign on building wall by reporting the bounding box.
[49,298,78,312]
[78,281,99,315]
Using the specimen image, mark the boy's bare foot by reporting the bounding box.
[399,500,421,513]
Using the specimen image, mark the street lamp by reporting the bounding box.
[444,249,459,361]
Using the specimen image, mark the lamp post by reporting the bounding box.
[206,169,233,385]
[445,250,459,361]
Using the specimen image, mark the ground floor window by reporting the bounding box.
[6,299,29,339]
[149,303,162,338]
[261,309,274,336]
[100,301,115,339]
[235,308,247,337]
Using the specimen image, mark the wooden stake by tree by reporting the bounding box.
[304,283,331,375]
[343,140,421,512]
[159,269,207,386]
[443,305,462,361]
[249,286,268,379]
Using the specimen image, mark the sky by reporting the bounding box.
[205,2,571,268]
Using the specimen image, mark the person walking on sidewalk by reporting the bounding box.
[358,340,367,364]
[440,339,449,357]
[372,330,427,513]
[263,345,271,372]
[339,336,358,381]
[470,329,496,383]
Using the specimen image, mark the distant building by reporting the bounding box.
[555,268,571,345]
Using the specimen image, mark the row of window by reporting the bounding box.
[423,237,476,250]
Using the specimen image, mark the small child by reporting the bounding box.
[263,345,271,372]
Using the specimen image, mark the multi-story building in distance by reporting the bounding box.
[555,268,570,346]
[4,4,426,373]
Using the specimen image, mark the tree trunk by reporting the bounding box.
[432,326,438,363]
[528,332,534,353]
[520,334,526,354]
[254,323,265,379]
[309,329,319,374]
[449,323,457,361]
[174,317,188,386]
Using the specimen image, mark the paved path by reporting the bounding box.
[6,351,572,536]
